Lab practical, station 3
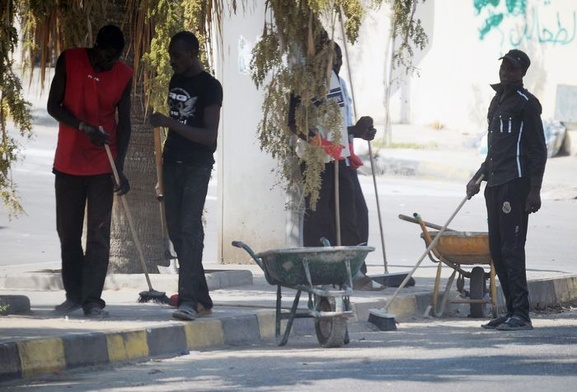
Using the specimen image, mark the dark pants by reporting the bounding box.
[163,161,213,310]
[485,178,531,321]
[55,172,113,311]
[350,167,369,273]
[303,160,362,247]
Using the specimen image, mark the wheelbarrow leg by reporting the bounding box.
[489,263,499,318]
[275,285,302,346]
[275,285,282,344]
[432,267,457,317]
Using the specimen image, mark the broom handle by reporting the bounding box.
[103,140,154,291]
[384,175,484,311]
[335,159,341,246]
[338,15,387,268]
[367,141,388,272]
[154,127,172,256]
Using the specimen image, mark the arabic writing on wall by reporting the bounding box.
[474,0,576,46]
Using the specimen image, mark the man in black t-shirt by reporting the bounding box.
[150,31,223,321]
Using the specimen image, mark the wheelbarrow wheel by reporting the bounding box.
[469,266,486,318]
[314,297,348,348]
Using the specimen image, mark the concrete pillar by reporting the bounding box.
[215,3,298,264]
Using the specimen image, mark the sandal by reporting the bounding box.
[172,305,197,321]
[196,304,213,317]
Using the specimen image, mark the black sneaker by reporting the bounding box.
[496,316,533,331]
[481,315,509,329]
[84,307,110,318]
[54,299,82,315]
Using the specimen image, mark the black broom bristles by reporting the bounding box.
[138,290,171,304]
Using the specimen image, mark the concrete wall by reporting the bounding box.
[344,0,577,133]
[216,2,294,264]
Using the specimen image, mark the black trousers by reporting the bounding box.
[303,160,362,248]
[55,172,113,311]
[163,161,213,311]
[350,167,369,273]
[485,178,531,321]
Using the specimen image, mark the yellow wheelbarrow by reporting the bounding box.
[399,213,498,318]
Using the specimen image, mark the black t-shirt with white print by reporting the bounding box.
[163,71,223,165]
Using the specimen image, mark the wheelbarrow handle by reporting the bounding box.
[398,214,455,232]
[231,241,266,271]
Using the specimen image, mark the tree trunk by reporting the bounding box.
[107,1,166,273]
[109,100,166,273]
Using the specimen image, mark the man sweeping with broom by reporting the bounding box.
[47,25,133,318]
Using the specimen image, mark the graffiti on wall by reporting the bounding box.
[474,0,576,46]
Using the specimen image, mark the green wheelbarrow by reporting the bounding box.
[232,241,374,348]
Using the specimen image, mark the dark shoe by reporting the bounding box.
[353,274,386,291]
[84,307,110,318]
[173,305,197,321]
[496,316,533,331]
[481,315,509,329]
[54,299,82,315]
[196,303,212,318]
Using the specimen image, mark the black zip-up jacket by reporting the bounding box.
[478,82,547,188]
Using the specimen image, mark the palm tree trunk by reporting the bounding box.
[107,1,165,273]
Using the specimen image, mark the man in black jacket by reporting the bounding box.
[467,49,547,330]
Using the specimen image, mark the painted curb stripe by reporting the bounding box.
[256,311,276,338]
[63,333,109,369]
[184,319,225,348]
[221,315,261,344]
[0,342,22,382]
[147,325,187,357]
[17,338,65,378]
[107,330,149,362]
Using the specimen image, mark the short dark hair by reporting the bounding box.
[95,25,125,53]
[170,31,200,54]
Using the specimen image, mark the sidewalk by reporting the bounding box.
[2,257,577,382]
[2,123,577,382]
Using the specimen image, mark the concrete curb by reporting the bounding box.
[0,311,279,382]
[353,274,577,324]
[0,269,253,293]
[0,295,30,315]
[528,275,577,308]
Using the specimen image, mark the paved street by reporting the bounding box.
[3,306,577,391]
[2,122,577,281]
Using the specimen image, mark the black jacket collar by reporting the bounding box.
[490,81,524,95]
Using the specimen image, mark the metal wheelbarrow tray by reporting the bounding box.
[232,241,374,348]
[399,214,498,318]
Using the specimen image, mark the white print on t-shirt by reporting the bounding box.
[169,88,198,124]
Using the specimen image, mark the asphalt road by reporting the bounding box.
[2,122,577,282]
[2,76,576,280]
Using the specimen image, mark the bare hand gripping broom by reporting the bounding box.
[102,131,170,304]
